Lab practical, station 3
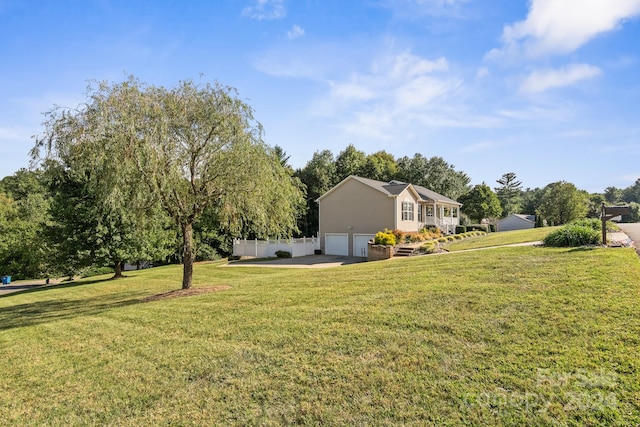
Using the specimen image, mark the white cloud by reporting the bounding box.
[287,25,305,40]
[519,63,602,93]
[322,52,457,113]
[313,51,467,140]
[241,0,286,20]
[476,67,489,79]
[491,0,640,59]
[329,80,376,102]
[256,40,501,142]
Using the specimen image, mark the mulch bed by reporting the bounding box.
[142,285,231,302]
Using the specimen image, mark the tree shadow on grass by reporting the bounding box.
[567,246,601,253]
[0,278,145,331]
[0,277,113,299]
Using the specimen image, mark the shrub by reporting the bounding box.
[374,230,396,246]
[80,266,114,278]
[404,232,428,243]
[467,224,488,232]
[543,224,601,247]
[419,242,438,254]
[227,255,241,261]
[421,227,443,240]
[275,250,292,258]
[489,224,496,232]
[568,218,601,230]
[391,229,404,244]
[196,244,221,261]
[455,225,467,234]
[569,218,620,232]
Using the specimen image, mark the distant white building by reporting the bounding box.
[497,214,536,232]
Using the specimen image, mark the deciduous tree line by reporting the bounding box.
[294,146,471,236]
[1,77,639,284]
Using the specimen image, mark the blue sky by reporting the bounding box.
[1,0,639,192]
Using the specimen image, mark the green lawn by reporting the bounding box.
[1,245,639,426]
[445,227,561,251]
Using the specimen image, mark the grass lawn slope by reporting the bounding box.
[445,227,560,252]
[1,245,639,426]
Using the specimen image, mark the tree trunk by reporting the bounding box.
[112,260,124,279]
[181,222,194,289]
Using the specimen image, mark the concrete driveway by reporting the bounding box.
[0,282,47,296]
[224,255,365,268]
[616,223,640,247]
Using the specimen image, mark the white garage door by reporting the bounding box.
[325,233,349,256]
[354,234,376,258]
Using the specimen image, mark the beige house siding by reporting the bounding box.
[319,178,394,256]
[396,188,421,232]
[318,176,462,255]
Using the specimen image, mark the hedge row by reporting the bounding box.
[375,227,444,245]
[419,230,487,253]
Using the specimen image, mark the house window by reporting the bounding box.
[418,205,423,222]
[426,206,434,217]
[452,207,458,218]
[402,201,414,221]
[444,207,451,217]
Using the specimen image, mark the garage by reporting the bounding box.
[325,233,349,256]
[353,234,375,258]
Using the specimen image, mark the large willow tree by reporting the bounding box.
[33,77,304,289]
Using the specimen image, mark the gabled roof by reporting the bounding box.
[316,175,461,206]
[389,180,462,206]
[499,214,536,223]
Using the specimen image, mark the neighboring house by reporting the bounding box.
[317,175,462,257]
[497,214,536,232]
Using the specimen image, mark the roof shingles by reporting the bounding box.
[350,176,461,205]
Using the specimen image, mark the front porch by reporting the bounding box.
[418,203,460,234]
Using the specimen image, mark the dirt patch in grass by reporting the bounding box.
[142,285,231,302]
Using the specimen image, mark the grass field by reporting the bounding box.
[444,227,560,251]
[1,234,639,425]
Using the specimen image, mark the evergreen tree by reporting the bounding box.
[494,172,522,216]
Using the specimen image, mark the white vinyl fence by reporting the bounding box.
[233,237,320,258]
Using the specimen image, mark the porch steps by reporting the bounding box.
[394,246,418,257]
